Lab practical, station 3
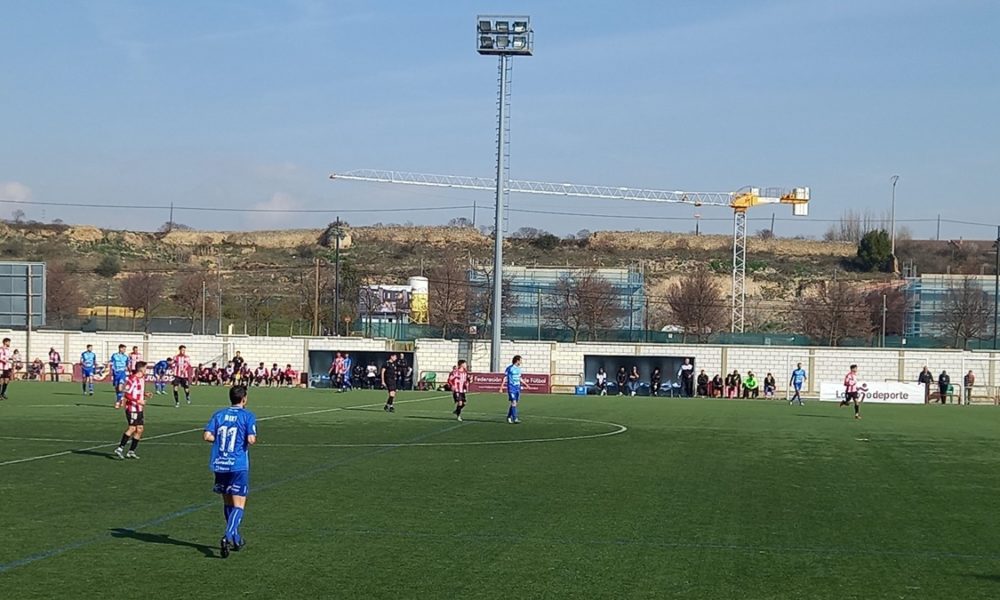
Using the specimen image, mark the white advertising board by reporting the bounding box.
[819,381,926,404]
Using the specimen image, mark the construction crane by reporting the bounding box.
[329,169,810,333]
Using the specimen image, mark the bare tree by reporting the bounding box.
[545,269,626,342]
[358,284,381,337]
[45,263,82,327]
[864,287,908,338]
[798,280,873,346]
[823,209,891,243]
[447,217,474,228]
[466,264,514,336]
[428,256,468,338]
[938,277,994,348]
[664,271,729,342]
[173,273,217,333]
[119,272,166,332]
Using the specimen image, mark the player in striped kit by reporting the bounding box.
[114,361,150,459]
[841,364,862,419]
[448,360,469,421]
[0,338,13,400]
[172,345,193,408]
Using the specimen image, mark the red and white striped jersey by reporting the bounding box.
[128,351,142,370]
[123,374,146,412]
[173,354,192,378]
[0,347,11,370]
[844,372,858,393]
[448,368,468,393]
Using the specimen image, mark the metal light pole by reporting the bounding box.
[890,175,899,260]
[994,225,999,350]
[477,15,532,372]
[333,217,343,336]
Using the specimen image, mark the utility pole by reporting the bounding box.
[536,288,541,341]
[105,281,111,330]
[890,175,899,258]
[881,293,888,347]
[332,217,344,336]
[994,225,999,350]
[472,200,477,229]
[770,212,775,236]
[25,264,32,364]
[936,214,941,241]
[169,202,174,230]
[217,270,223,335]
[201,279,207,335]
[313,257,321,336]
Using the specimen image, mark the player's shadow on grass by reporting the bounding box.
[968,574,1000,583]
[110,528,217,558]
[73,402,112,409]
[793,414,838,419]
[71,449,119,460]
[404,415,484,423]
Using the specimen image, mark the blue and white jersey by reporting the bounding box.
[343,357,352,376]
[81,351,97,369]
[205,407,257,473]
[505,364,522,391]
[110,352,129,374]
[153,360,170,375]
[791,368,807,386]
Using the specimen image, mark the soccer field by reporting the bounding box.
[1,384,999,599]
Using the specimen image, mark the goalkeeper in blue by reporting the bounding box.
[203,385,257,558]
[499,355,523,424]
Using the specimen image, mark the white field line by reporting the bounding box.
[0,394,451,467]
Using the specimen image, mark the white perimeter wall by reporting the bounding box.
[3,330,995,393]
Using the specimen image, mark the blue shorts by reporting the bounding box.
[508,387,521,402]
[113,371,128,387]
[213,471,250,497]
[793,382,803,391]
[82,367,95,378]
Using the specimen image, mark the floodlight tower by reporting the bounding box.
[477,15,533,372]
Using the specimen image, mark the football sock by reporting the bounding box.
[225,507,244,543]
[173,390,179,403]
[511,406,519,421]
[507,406,513,420]
[185,391,191,401]
[129,438,140,451]
[854,404,860,416]
[455,403,464,416]
[82,382,87,393]
[224,505,233,522]
[119,434,130,448]
[1,383,6,395]
[116,390,124,402]
[89,383,94,393]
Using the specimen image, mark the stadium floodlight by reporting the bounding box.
[476,15,533,372]
[476,15,532,56]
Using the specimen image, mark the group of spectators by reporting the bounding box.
[193,352,299,388]
[328,352,413,391]
[594,359,789,399]
[918,366,977,405]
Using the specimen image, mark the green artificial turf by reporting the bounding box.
[1,383,999,599]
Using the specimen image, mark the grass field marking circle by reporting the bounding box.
[0,393,453,467]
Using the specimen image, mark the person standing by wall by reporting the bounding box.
[963,370,975,406]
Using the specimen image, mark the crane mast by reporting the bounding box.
[330,170,809,333]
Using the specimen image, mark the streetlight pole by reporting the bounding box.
[477,15,532,372]
[994,225,999,350]
[890,175,899,268]
[333,217,342,336]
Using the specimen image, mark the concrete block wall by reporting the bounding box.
[2,329,997,395]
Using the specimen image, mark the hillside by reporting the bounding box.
[0,219,977,333]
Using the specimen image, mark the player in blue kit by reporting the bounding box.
[80,344,97,396]
[152,358,171,394]
[109,344,130,409]
[499,355,523,424]
[203,385,257,558]
[789,362,807,406]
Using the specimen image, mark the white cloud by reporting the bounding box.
[245,192,302,228]
[0,181,32,203]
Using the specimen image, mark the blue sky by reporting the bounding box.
[1,0,998,238]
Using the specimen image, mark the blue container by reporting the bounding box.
[575,385,587,396]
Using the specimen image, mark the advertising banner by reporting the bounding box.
[468,372,551,394]
[819,381,926,404]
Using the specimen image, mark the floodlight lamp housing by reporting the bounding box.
[476,15,533,55]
